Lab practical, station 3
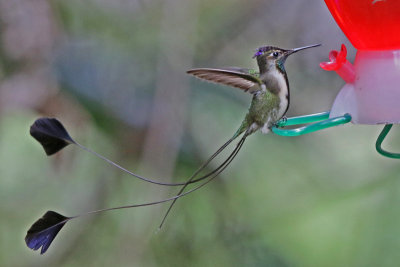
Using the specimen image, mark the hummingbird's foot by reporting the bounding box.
[276,116,287,127]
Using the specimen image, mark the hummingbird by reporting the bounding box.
[189,43,322,135]
[158,43,322,226]
[24,44,320,254]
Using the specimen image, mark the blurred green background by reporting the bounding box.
[1,0,400,266]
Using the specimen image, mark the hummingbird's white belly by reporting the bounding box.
[259,71,289,134]
[271,69,289,120]
[247,72,289,135]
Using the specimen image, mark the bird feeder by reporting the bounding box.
[273,0,400,158]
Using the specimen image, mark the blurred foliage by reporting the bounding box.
[1,0,400,266]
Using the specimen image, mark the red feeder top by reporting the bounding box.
[325,0,400,50]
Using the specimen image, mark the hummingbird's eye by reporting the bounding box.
[273,51,279,58]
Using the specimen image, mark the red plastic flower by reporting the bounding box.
[320,44,347,71]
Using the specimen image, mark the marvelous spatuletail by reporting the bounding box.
[25,43,321,254]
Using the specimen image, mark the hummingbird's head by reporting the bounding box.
[253,44,321,74]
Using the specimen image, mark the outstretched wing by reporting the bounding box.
[187,68,262,94]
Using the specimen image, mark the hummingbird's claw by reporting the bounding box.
[276,116,288,127]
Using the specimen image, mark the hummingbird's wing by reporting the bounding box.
[187,68,262,94]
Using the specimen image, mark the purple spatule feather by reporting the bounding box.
[30,118,75,156]
[25,211,70,254]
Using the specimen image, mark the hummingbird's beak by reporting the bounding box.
[285,43,321,57]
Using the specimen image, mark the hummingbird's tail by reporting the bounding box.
[25,120,250,254]
[25,131,250,255]
[158,123,250,228]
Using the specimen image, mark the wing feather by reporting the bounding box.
[187,68,262,94]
